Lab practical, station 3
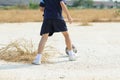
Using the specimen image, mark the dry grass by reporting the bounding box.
[0,39,58,63]
[0,9,42,23]
[0,9,120,23]
[69,9,120,22]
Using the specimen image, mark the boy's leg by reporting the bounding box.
[38,33,49,53]
[62,31,72,50]
[32,33,49,65]
[62,31,76,61]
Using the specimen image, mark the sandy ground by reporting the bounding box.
[0,22,120,80]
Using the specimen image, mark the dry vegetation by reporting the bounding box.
[0,9,120,23]
[70,9,120,22]
[0,39,59,63]
[0,9,42,23]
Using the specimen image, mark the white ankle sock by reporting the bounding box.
[36,54,42,60]
[67,50,74,56]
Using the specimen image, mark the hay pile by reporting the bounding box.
[0,39,58,64]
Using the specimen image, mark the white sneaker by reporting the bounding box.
[32,54,42,65]
[32,58,41,65]
[67,50,76,61]
[69,54,76,61]
[65,45,77,55]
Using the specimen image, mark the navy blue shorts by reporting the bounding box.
[40,19,68,36]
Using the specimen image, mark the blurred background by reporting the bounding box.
[0,0,120,9]
[0,0,120,23]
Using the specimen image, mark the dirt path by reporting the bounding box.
[0,22,120,80]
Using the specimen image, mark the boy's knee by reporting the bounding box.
[62,31,69,37]
[42,33,49,38]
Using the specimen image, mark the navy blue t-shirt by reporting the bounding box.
[40,0,66,20]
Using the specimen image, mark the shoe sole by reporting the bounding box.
[69,57,76,61]
[32,62,41,65]
[69,59,76,61]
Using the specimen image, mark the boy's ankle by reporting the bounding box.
[67,50,75,56]
[67,50,76,61]
[32,54,42,65]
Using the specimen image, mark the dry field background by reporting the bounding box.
[0,9,120,23]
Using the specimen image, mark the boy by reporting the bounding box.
[32,0,76,65]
